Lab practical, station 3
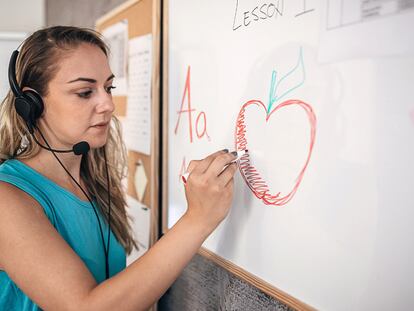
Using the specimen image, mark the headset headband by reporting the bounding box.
[8,50,23,98]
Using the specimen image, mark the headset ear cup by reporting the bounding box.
[23,90,44,122]
[14,96,32,124]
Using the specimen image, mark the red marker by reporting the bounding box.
[181,149,248,184]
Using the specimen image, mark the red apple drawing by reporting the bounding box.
[235,98,316,206]
[234,48,317,206]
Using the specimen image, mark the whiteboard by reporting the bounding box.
[0,32,26,100]
[165,1,414,310]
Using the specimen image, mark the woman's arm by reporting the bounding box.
[0,150,237,310]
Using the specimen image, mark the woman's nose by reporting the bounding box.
[96,91,115,113]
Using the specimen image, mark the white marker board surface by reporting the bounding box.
[165,1,414,309]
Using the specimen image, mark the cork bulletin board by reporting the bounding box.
[96,0,161,246]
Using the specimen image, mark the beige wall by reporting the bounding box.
[0,0,45,32]
[0,0,45,99]
[46,0,126,28]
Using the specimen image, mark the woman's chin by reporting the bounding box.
[86,136,109,150]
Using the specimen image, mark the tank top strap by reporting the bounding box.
[0,164,58,226]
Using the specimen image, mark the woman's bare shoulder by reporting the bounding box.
[0,181,44,271]
[0,180,40,208]
[0,180,46,233]
[0,180,96,310]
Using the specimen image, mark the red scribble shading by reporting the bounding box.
[235,99,317,206]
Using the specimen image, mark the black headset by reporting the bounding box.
[8,50,44,135]
[8,48,111,279]
[8,50,90,155]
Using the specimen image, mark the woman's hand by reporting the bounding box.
[183,149,238,233]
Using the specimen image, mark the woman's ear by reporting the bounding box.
[20,86,45,119]
[21,86,39,94]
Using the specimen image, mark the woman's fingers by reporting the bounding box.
[188,149,229,175]
[218,162,237,187]
[186,160,200,174]
[206,152,237,177]
[183,150,237,231]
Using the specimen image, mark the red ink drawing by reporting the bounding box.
[174,66,210,142]
[235,48,317,206]
[178,156,188,183]
[235,99,316,206]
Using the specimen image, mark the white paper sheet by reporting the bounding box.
[125,195,150,265]
[124,34,152,155]
[102,20,128,95]
[319,0,414,62]
[134,159,148,203]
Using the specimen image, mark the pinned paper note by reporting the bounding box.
[319,1,414,62]
[134,159,148,202]
[125,195,150,265]
[124,34,152,155]
[102,20,128,95]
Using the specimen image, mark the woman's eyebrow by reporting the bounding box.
[67,74,115,84]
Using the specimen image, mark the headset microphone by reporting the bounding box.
[72,141,90,155]
[33,130,90,156]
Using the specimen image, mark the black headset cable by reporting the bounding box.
[35,125,110,279]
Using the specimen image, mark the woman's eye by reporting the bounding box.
[106,86,116,94]
[77,90,93,99]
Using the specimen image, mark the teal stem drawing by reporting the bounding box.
[267,47,305,114]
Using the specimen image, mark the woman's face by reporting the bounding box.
[40,43,115,150]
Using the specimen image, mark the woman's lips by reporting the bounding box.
[92,122,110,129]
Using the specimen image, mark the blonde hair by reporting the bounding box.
[0,26,137,254]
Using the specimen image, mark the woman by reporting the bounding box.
[0,26,237,310]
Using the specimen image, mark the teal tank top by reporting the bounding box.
[0,159,126,310]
